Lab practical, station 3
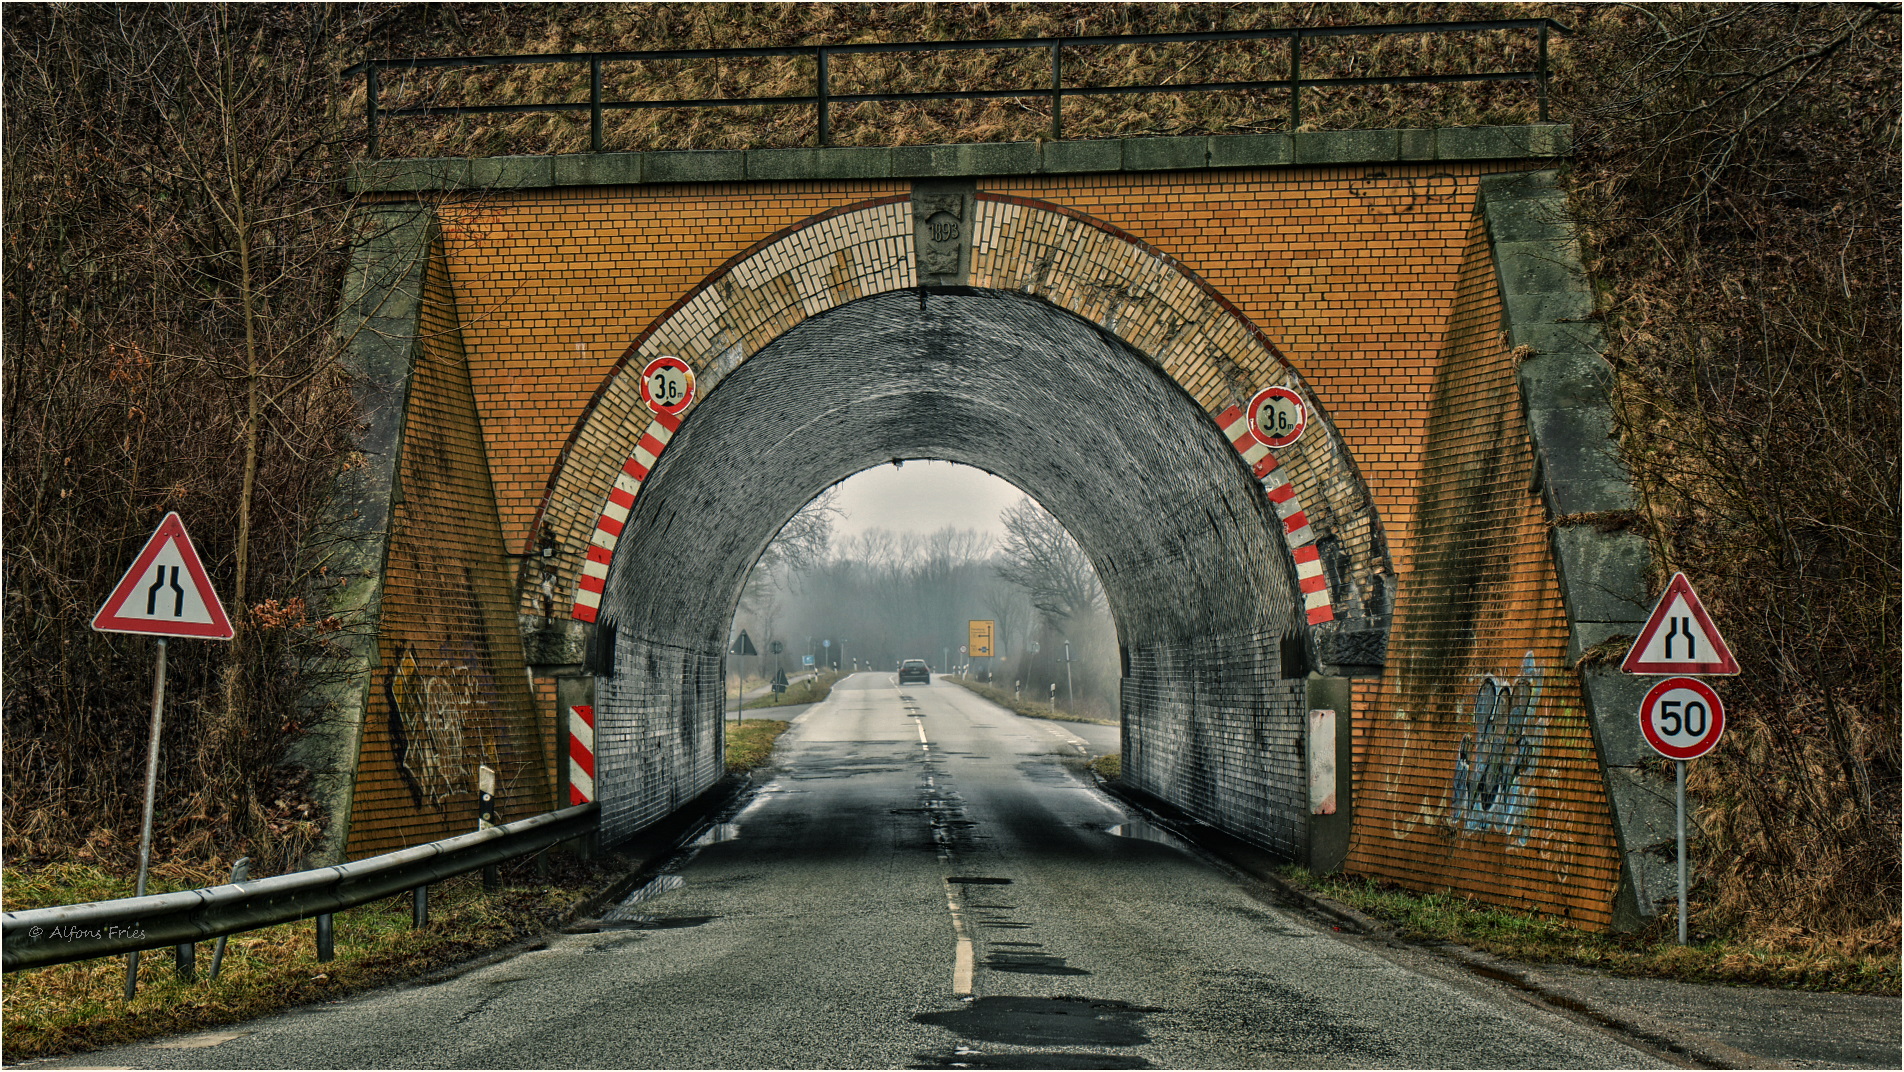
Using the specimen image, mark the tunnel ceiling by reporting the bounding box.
[598,288,1302,655]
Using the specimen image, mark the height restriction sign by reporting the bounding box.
[1247,385,1307,449]
[91,512,233,640]
[639,355,696,416]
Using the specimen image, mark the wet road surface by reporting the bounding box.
[45,674,1667,1069]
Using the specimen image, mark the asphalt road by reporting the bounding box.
[48,673,1668,1069]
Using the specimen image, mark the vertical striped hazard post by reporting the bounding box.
[1216,391,1335,626]
[568,704,596,805]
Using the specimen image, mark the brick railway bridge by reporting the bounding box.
[304,124,1674,930]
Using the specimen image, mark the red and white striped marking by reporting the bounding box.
[572,409,683,623]
[568,704,596,805]
[1218,402,1335,625]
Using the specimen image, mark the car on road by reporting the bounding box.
[897,659,931,685]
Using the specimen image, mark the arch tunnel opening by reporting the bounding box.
[588,288,1323,857]
[725,460,1120,715]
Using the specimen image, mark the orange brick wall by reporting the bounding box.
[1343,213,1622,927]
[363,161,1622,922]
[430,180,909,554]
[348,244,555,859]
[987,164,1527,560]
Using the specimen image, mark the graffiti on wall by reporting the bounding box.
[1448,651,1544,846]
[386,645,485,807]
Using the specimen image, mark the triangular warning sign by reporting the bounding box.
[92,512,234,640]
[1622,572,1737,675]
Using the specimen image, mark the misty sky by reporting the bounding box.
[825,460,1026,539]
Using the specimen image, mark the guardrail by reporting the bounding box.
[3,802,597,976]
[345,18,1570,158]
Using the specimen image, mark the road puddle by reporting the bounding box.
[1105,820,1191,853]
[693,823,741,846]
[914,995,1158,1048]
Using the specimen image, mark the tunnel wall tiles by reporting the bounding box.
[1343,213,1624,929]
[348,243,554,860]
[595,643,724,841]
[1124,630,1308,858]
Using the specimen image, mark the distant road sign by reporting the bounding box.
[968,619,994,658]
[1639,677,1726,760]
[1622,572,1739,675]
[730,630,758,657]
[1247,385,1307,448]
[92,513,233,640]
[639,355,696,416]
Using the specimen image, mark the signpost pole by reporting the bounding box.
[1676,759,1688,946]
[125,636,168,1001]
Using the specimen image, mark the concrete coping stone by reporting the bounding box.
[348,124,1571,193]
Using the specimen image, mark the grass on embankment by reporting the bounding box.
[947,675,1117,727]
[1276,867,1900,996]
[0,861,597,1063]
[3,717,800,1062]
[724,719,791,774]
[742,669,842,711]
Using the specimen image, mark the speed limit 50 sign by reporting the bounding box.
[1639,677,1726,760]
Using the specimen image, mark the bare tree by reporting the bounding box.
[3,3,370,870]
[994,497,1103,627]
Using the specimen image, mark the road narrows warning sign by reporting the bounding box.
[92,513,234,640]
[1621,571,1737,676]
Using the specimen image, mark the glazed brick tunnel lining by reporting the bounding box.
[592,288,1310,845]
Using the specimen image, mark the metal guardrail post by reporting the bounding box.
[1289,31,1302,132]
[316,913,334,962]
[1049,41,1063,141]
[207,856,250,980]
[816,47,831,147]
[175,941,196,982]
[591,57,604,151]
[413,885,429,928]
[5,803,600,975]
[366,64,380,159]
[1538,22,1551,123]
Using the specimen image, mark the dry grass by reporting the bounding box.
[351,2,1567,157]
[722,718,792,774]
[1281,868,1900,996]
[947,676,1118,726]
[0,858,603,1063]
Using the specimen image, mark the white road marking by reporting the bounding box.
[942,879,976,998]
[149,1032,249,1049]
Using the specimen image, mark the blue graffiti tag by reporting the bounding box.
[1450,651,1542,844]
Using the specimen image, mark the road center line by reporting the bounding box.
[942,879,976,998]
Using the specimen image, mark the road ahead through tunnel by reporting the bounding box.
[61,676,1667,1069]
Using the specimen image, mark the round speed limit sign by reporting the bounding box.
[1247,385,1307,448]
[639,355,696,416]
[1639,677,1726,760]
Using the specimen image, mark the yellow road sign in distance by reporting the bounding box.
[968,620,995,658]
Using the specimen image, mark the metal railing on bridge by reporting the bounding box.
[345,18,1571,158]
